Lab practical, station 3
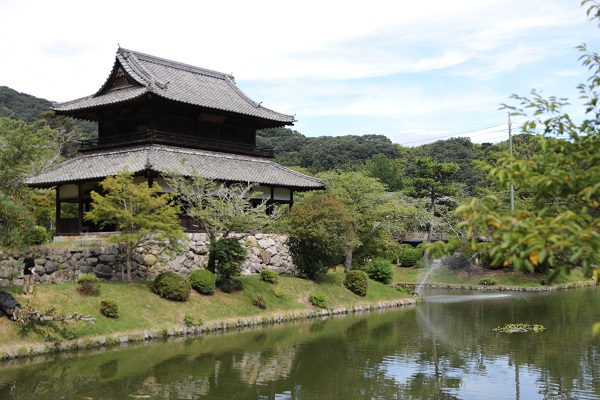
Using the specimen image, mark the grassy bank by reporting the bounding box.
[0,271,415,354]
[395,263,592,288]
[0,264,593,358]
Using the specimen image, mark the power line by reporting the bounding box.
[398,123,544,146]
[399,124,507,146]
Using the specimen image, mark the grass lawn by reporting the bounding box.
[0,271,414,352]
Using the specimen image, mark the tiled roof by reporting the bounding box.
[25,145,324,189]
[53,48,295,124]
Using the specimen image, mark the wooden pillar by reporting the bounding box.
[55,186,61,233]
[78,183,84,234]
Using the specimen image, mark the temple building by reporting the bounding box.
[26,47,324,235]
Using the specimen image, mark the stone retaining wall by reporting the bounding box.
[0,233,294,286]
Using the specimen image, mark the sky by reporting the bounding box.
[1,0,598,147]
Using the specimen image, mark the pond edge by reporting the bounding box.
[0,297,421,361]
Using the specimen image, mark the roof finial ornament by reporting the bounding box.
[145,146,154,170]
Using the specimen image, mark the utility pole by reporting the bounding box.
[508,113,514,211]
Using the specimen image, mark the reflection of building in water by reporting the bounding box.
[141,375,210,398]
[233,347,297,385]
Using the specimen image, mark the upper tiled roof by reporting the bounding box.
[53,48,295,124]
[25,144,323,189]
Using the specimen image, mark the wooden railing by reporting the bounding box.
[57,216,204,235]
[79,131,274,158]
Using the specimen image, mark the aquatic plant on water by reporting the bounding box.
[493,323,546,334]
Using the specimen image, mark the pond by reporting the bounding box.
[0,286,598,399]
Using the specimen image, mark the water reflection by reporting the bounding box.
[423,292,516,303]
[0,287,598,399]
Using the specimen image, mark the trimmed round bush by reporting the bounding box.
[100,299,119,318]
[397,245,424,267]
[189,269,216,295]
[260,269,279,284]
[344,270,369,296]
[152,272,191,301]
[366,258,394,284]
[479,277,497,286]
[77,274,101,296]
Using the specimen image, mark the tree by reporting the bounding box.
[286,193,356,280]
[436,0,600,282]
[41,111,88,158]
[84,172,185,282]
[360,153,406,191]
[0,117,60,195]
[0,192,35,249]
[319,171,424,270]
[417,137,485,195]
[165,172,273,277]
[27,189,55,231]
[407,157,459,242]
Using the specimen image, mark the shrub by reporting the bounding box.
[217,278,244,294]
[344,270,369,296]
[366,258,394,284]
[208,238,246,281]
[189,269,216,295]
[272,285,285,298]
[183,313,194,328]
[383,241,404,264]
[252,294,268,309]
[260,269,279,284]
[152,272,191,301]
[309,293,328,308]
[395,284,413,295]
[397,245,424,267]
[479,278,497,286]
[100,299,119,318]
[28,226,48,245]
[77,274,100,296]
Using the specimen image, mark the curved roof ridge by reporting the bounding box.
[221,77,296,121]
[123,48,234,81]
[117,48,156,87]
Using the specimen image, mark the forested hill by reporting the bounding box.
[256,127,533,195]
[0,86,53,123]
[0,86,97,139]
[257,128,404,172]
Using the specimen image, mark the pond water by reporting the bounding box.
[1,286,598,399]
